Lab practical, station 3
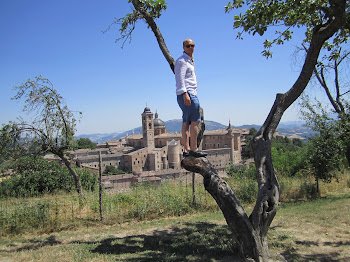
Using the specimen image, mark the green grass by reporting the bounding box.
[0,172,349,261]
[1,172,349,237]
[0,192,349,261]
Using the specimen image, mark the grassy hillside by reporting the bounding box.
[0,190,349,261]
[0,173,349,261]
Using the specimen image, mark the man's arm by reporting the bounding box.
[175,59,191,106]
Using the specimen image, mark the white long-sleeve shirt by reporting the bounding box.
[175,52,197,96]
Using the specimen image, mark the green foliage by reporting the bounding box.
[103,165,126,175]
[90,182,217,221]
[111,0,167,47]
[79,169,98,191]
[271,146,309,177]
[300,96,346,182]
[1,173,349,236]
[9,76,81,154]
[242,127,258,158]
[271,136,308,177]
[307,133,342,182]
[226,164,258,203]
[0,156,97,198]
[299,181,319,200]
[0,123,25,162]
[1,76,85,194]
[75,138,97,150]
[272,136,305,152]
[0,201,51,235]
[225,0,350,58]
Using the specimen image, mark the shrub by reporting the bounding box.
[235,178,258,203]
[299,181,319,200]
[103,165,126,175]
[226,164,258,203]
[0,156,97,198]
[0,201,51,235]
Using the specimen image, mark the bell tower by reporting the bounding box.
[141,106,154,150]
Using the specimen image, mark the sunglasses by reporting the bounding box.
[185,44,195,48]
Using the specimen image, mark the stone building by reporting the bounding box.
[58,107,248,180]
[122,107,247,174]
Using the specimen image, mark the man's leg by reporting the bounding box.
[189,121,207,157]
[190,121,199,152]
[182,122,190,152]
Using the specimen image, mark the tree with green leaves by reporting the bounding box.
[299,96,345,191]
[75,138,97,150]
[300,47,350,165]
[0,156,97,198]
[307,133,342,192]
[242,127,257,159]
[0,76,84,196]
[114,1,349,261]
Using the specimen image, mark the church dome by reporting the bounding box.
[154,112,166,128]
[143,106,151,113]
[154,118,166,128]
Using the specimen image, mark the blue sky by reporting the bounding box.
[1,0,310,135]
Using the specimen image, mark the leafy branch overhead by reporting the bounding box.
[225,0,350,58]
[108,0,167,48]
[108,0,175,72]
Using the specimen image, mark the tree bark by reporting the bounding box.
[182,157,268,261]
[132,0,175,73]
[59,152,83,196]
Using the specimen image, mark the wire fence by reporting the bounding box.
[0,176,218,236]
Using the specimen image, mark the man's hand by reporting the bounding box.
[183,92,191,106]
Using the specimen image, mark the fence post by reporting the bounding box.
[98,151,103,221]
[192,172,196,205]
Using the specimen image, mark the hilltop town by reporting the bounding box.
[45,107,251,190]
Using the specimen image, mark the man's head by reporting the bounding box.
[183,39,195,57]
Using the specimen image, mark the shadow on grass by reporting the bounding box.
[0,235,62,252]
[272,234,350,262]
[89,222,240,261]
[281,250,344,262]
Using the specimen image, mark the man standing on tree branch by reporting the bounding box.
[175,39,207,158]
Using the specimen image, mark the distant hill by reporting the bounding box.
[76,120,315,143]
[164,119,227,133]
[276,123,316,139]
[236,121,316,140]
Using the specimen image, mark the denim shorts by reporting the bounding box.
[177,92,201,124]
